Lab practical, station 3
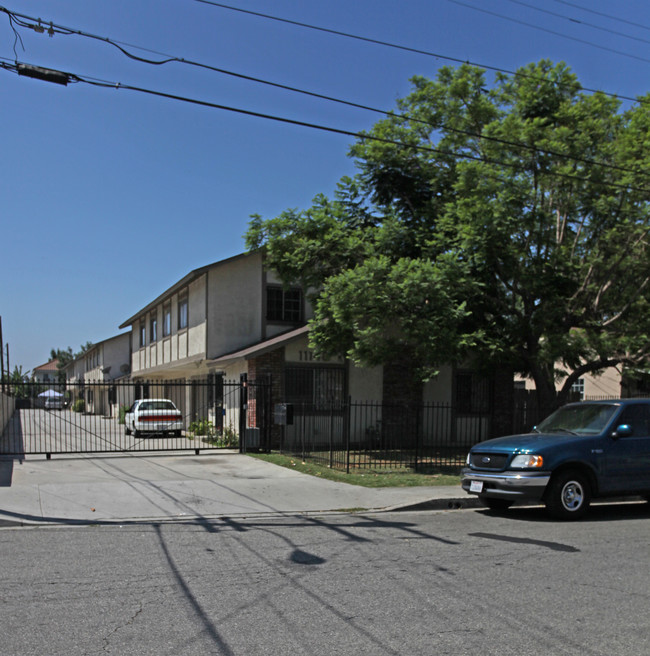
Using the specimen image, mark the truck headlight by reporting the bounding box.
[511,454,544,468]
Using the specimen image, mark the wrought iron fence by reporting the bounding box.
[0,379,269,456]
[277,400,491,472]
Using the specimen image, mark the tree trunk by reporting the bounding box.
[381,359,424,449]
[530,365,560,422]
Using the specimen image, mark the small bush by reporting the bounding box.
[188,418,215,437]
[118,404,129,425]
[72,399,85,413]
[189,420,239,448]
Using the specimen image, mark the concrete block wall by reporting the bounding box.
[0,391,15,435]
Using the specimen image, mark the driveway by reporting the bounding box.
[0,452,470,525]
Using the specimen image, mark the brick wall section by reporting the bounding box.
[382,360,424,448]
[491,365,514,438]
[247,347,285,447]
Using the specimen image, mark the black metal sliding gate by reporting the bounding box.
[0,378,271,457]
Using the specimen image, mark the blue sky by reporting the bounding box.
[1,0,649,374]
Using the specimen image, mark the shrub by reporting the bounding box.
[189,419,239,447]
[188,418,215,437]
[118,404,129,425]
[72,399,85,413]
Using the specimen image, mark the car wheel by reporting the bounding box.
[480,497,514,512]
[545,470,591,520]
[133,429,140,439]
[125,426,131,436]
[174,430,181,437]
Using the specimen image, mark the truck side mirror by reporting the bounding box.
[612,424,632,439]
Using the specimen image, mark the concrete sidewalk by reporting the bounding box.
[0,452,478,526]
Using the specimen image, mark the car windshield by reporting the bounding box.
[536,404,618,436]
[139,401,176,411]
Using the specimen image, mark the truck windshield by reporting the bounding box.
[536,404,618,436]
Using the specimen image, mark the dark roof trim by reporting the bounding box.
[208,325,310,366]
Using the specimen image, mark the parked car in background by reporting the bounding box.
[461,399,650,519]
[124,399,183,438]
[44,396,64,410]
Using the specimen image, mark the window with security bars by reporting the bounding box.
[285,366,346,410]
[267,286,302,322]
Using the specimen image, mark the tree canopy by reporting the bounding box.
[246,60,650,410]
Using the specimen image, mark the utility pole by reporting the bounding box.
[0,316,4,392]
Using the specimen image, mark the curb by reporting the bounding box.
[386,497,484,512]
[0,497,482,528]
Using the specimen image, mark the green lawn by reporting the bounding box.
[248,452,461,488]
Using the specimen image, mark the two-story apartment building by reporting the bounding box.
[119,251,313,380]
[64,333,131,416]
[118,251,510,446]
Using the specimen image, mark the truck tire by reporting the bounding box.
[545,470,591,520]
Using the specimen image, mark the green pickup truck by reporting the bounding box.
[461,399,650,519]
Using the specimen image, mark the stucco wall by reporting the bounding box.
[207,253,263,358]
[515,365,622,398]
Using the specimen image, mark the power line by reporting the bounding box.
[2,57,648,196]
[445,0,650,65]
[1,5,644,178]
[551,0,650,34]
[191,0,646,105]
[504,0,650,46]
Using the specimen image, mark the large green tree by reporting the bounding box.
[246,60,650,411]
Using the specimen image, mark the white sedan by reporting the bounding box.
[124,399,183,438]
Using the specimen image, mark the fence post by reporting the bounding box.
[345,396,351,474]
[414,404,420,472]
[329,402,334,469]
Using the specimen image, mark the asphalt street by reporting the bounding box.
[1,504,648,655]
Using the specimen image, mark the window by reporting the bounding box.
[135,383,150,400]
[150,316,157,343]
[178,293,188,330]
[163,303,172,337]
[570,378,585,401]
[267,287,302,322]
[285,366,346,410]
[139,321,146,349]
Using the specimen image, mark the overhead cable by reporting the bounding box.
[551,0,650,33]
[1,58,648,196]
[445,0,650,64]
[0,5,645,178]
[191,0,646,104]
[503,0,650,46]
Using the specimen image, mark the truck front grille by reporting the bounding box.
[469,453,509,470]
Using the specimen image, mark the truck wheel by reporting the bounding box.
[545,470,591,520]
[481,497,514,512]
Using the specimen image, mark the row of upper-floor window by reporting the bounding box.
[138,293,188,349]
[136,286,302,349]
[84,349,101,371]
